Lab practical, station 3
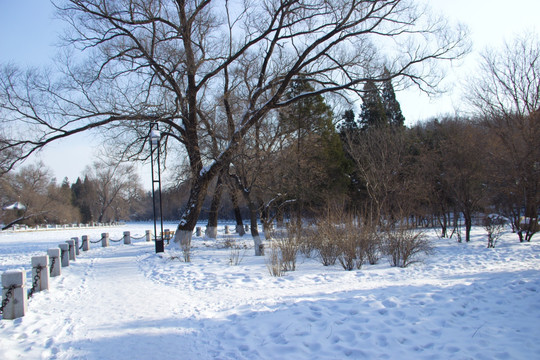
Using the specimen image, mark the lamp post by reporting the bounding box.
[149,122,164,253]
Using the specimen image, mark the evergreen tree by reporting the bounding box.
[382,68,405,128]
[339,109,358,135]
[359,80,388,129]
[71,176,95,223]
[279,78,350,216]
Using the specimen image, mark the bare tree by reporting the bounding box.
[467,33,540,242]
[0,0,469,247]
[83,160,142,222]
[343,127,419,225]
[439,119,489,242]
[0,163,80,229]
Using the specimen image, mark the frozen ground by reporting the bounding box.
[0,222,539,359]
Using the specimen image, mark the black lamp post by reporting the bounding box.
[150,122,164,253]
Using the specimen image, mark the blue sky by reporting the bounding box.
[1,0,539,186]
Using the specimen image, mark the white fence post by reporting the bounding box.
[58,243,70,267]
[101,233,109,247]
[31,255,50,293]
[47,248,61,277]
[163,229,171,244]
[123,231,131,245]
[145,230,151,242]
[82,235,90,251]
[72,237,80,256]
[1,269,28,320]
[66,239,76,261]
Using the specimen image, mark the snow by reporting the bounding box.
[1,223,539,359]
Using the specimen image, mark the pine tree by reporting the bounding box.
[279,78,350,215]
[382,68,405,128]
[359,80,388,130]
[339,109,358,134]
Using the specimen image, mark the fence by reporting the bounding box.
[1,224,240,320]
[7,222,126,232]
[0,229,150,320]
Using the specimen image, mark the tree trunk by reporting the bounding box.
[248,200,263,256]
[463,210,472,243]
[206,173,224,239]
[173,174,213,247]
[276,207,284,228]
[438,212,448,238]
[230,190,245,236]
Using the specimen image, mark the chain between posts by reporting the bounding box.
[89,238,102,244]
[131,235,147,240]
[109,237,123,243]
[27,265,43,299]
[49,257,56,276]
[0,285,16,315]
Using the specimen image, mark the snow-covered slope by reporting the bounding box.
[1,223,539,359]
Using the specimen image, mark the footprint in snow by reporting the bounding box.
[382,299,397,308]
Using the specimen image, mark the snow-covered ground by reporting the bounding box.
[1,222,539,359]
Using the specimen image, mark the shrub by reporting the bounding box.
[337,223,361,271]
[359,223,381,265]
[228,240,247,266]
[182,243,192,262]
[381,227,431,267]
[265,241,284,277]
[298,227,318,258]
[273,225,300,271]
[483,214,506,248]
[314,224,341,266]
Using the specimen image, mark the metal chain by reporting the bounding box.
[49,257,56,276]
[109,237,123,242]
[79,242,84,250]
[131,235,147,240]
[90,238,102,243]
[0,285,16,315]
[27,265,43,299]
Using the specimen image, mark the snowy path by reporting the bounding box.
[1,224,540,359]
[1,241,210,359]
[53,244,201,359]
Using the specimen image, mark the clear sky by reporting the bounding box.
[1,0,539,186]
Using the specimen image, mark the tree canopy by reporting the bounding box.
[0,0,469,245]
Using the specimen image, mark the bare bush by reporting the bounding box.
[381,228,432,268]
[228,241,247,266]
[265,242,284,277]
[336,223,363,271]
[182,243,192,263]
[280,227,301,271]
[266,225,300,272]
[298,227,318,258]
[314,224,341,266]
[483,215,506,248]
[359,223,381,265]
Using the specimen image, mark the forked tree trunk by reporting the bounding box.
[230,190,245,236]
[206,173,224,239]
[173,173,214,247]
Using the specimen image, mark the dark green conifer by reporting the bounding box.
[359,80,388,129]
[382,68,405,128]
